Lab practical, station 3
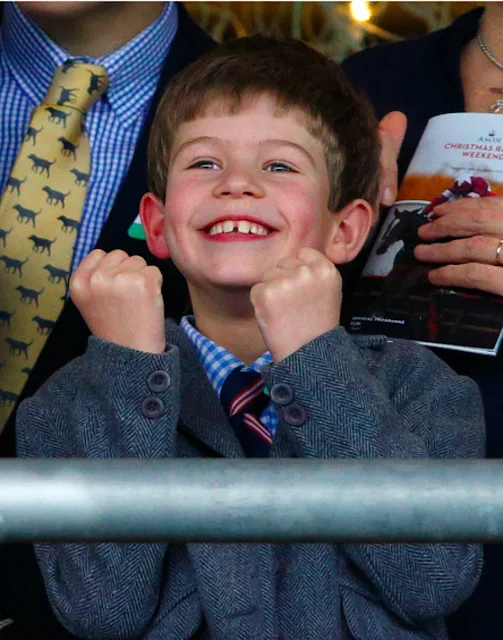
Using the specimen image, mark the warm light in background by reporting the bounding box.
[350,0,371,22]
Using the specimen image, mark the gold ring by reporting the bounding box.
[496,239,503,266]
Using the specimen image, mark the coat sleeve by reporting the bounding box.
[261,327,485,625]
[16,336,181,640]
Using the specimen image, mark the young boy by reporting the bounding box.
[16,35,484,640]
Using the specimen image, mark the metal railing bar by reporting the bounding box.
[0,459,500,543]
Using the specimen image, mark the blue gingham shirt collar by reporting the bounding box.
[1,1,177,128]
[180,316,273,398]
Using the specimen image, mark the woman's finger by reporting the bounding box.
[419,196,503,240]
[415,236,503,266]
[428,262,503,297]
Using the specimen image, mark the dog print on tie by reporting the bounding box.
[0,61,109,429]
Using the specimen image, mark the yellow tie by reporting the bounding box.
[0,61,109,431]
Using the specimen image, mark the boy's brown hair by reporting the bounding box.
[148,35,380,212]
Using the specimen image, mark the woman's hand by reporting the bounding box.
[415,196,503,296]
[378,111,407,206]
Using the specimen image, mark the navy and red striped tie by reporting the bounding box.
[220,366,271,457]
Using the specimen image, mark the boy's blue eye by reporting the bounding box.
[190,160,219,170]
[266,162,293,172]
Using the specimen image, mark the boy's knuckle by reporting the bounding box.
[249,284,261,305]
[130,255,147,268]
[260,267,275,282]
[298,264,311,279]
[144,265,162,283]
[88,270,106,290]
[113,271,128,287]
[69,272,80,289]
[116,271,141,291]
[265,282,280,300]
[111,249,129,259]
[320,261,336,278]
[69,282,84,301]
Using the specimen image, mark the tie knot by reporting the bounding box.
[220,366,265,417]
[43,60,109,113]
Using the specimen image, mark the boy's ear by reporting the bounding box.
[139,192,170,260]
[324,199,374,265]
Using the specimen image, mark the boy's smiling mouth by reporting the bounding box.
[202,216,276,240]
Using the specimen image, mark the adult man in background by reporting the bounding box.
[0,2,214,636]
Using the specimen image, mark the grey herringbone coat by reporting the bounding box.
[16,323,485,640]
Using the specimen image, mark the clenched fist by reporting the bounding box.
[250,248,342,362]
[70,249,166,354]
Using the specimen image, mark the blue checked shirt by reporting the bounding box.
[0,1,178,275]
[180,316,278,437]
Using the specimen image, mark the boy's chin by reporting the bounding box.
[187,266,266,295]
[21,1,103,18]
[205,270,264,291]
[216,279,259,293]
[188,274,258,295]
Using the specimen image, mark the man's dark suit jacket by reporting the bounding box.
[0,6,215,638]
[342,9,503,640]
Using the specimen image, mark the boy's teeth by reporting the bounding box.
[208,220,269,236]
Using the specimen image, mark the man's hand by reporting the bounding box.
[378,111,407,207]
[415,196,503,296]
[70,249,166,353]
[250,248,342,362]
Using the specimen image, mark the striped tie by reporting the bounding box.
[220,366,271,457]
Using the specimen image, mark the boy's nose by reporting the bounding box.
[212,168,265,199]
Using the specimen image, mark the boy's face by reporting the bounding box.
[146,95,341,293]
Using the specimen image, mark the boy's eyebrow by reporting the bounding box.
[264,139,316,167]
[172,136,216,160]
[172,136,316,166]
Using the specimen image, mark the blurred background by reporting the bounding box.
[185,1,481,60]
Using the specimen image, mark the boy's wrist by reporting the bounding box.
[270,321,340,363]
[88,332,166,355]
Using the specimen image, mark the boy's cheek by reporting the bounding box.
[290,214,325,246]
[165,184,199,221]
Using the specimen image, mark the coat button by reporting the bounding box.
[147,370,171,393]
[270,383,294,405]
[141,397,164,419]
[283,404,307,426]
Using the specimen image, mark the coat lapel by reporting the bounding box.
[165,321,244,459]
